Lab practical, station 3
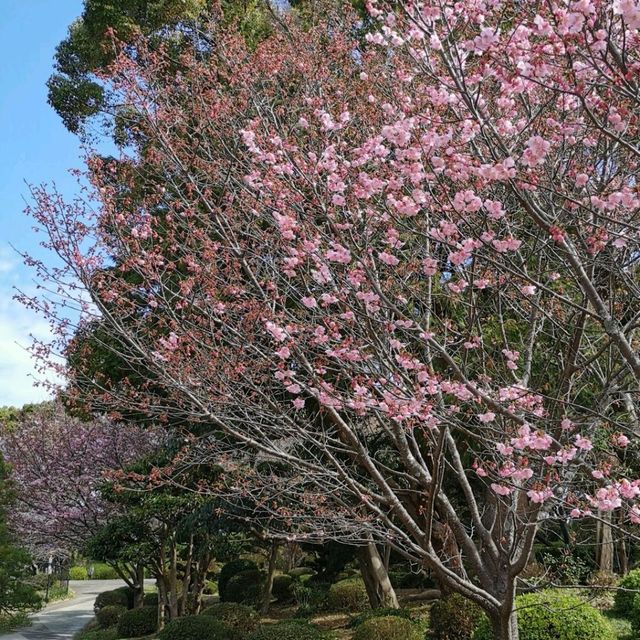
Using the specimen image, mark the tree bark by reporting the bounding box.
[596,509,614,573]
[491,608,519,640]
[133,564,145,608]
[358,542,399,609]
[261,542,279,613]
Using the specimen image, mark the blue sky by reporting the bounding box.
[0,0,84,407]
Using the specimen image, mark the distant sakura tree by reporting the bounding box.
[25,1,640,637]
[0,402,156,557]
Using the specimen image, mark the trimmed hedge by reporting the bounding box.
[327,578,369,612]
[201,602,260,635]
[352,615,423,640]
[473,591,614,640]
[614,568,640,615]
[157,615,232,640]
[272,575,295,602]
[349,607,413,628]
[288,567,315,578]
[93,588,129,613]
[247,620,326,640]
[96,604,126,629]
[143,592,159,607]
[74,628,119,640]
[225,569,265,606]
[116,606,158,638]
[69,566,88,580]
[91,564,119,580]
[430,593,483,640]
[219,560,259,601]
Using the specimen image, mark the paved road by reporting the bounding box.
[1,580,131,640]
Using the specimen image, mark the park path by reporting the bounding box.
[0,579,130,640]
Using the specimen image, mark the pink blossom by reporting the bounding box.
[522,135,551,167]
[527,488,553,504]
[478,411,496,423]
[378,251,400,266]
[302,296,318,308]
[575,435,593,450]
[491,483,514,496]
[521,285,537,296]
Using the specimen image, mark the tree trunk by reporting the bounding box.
[156,576,167,631]
[133,564,145,608]
[358,542,399,609]
[261,542,279,614]
[491,607,519,640]
[596,509,614,572]
[168,536,179,620]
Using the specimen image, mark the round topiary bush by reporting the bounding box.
[327,578,369,612]
[201,602,260,635]
[157,615,232,640]
[69,566,88,580]
[96,604,127,629]
[116,606,158,638]
[614,568,640,615]
[93,588,130,613]
[473,591,615,640]
[352,615,422,640]
[288,567,315,579]
[219,559,259,601]
[247,620,326,640]
[225,569,265,606]
[430,593,483,640]
[272,575,295,602]
[349,607,413,628]
[92,563,119,580]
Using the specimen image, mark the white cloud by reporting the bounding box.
[0,253,62,408]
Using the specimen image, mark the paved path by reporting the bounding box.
[1,580,130,640]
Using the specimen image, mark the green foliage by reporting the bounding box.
[96,604,126,629]
[116,605,157,638]
[218,559,259,602]
[201,602,260,635]
[225,569,265,606]
[352,615,422,640]
[69,566,88,580]
[327,578,369,612]
[540,549,590,585]
[430,593,483,640]
[93,588,129,613]
[91,563,119,580]
[272,574,295,602]
[292,581,330,615]
[629,593,640,635]
[158,614,233,640]
[74,626,119,640]
[0,453,41,615]
[288,567,315,578]
[473,591,614,640]
[203,579,218,595]
[143,591,159,607]
[247,620,327,640]
[349,607,413,628]
[615,569,640,616]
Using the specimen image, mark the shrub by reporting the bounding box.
[247,620,326,640]
[288,567,315,578]
[69,566,88,580]
[203,580,218,595]
[327,578,369,612]
[473,591,614,640]
[157,615,232,640]
[74,627,119,640]
[629,593,640,635]
[219,559,259,601]
[352,616,422,640]
[143,592,159,607]
[93,588,129,613]
[91,563,119,580]
[96,604,126,629]
[201,602,260,635]
[272,575,295,602]
[614,569,640,615]
[293,581,330,615]
[430,593,483,640]
[225,569,265,606]
[116,606,158,638]
[349,607,412,628]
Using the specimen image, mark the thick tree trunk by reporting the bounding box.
[491,608,519,640]
[133,564,145,608]
[261,542,279,613]
[358,542,399,609]
[596,510,614,572]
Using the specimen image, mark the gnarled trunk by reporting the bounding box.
[490,607,519,640]
[261,542,279,613]
[358,542,399,609]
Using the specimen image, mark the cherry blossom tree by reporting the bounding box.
[0,402,157,558]
[23,1,640,637]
